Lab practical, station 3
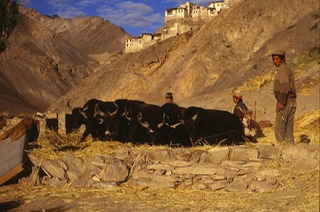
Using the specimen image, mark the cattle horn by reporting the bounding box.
[192,112,198,121]
[122,107,127,116]
[125,111,131,121]
[82,103,89,112]
[67,99,73,110]
[79,108,87,119]
[169,122,181,129]
[138,112,149,129]
[158,113,166,128]
[94,104,104,117]
[107,102,118,116]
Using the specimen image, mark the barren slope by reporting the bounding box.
[48,0,319,122]
[0,6,129,114]
[20,6,130,63]
[0,13,96,114]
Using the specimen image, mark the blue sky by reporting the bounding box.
[19,0,214,36]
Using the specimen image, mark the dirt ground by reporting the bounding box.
[0,139,319,212]
[0,170,319,212]
[0,119,319,212]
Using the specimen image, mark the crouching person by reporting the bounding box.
[232,91,255,139]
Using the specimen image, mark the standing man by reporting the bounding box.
[272,50,297,143]
[165,92,174,103]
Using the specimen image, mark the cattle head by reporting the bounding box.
[180,110,199,146]
[138,112,167,145]
[65,107,87,133]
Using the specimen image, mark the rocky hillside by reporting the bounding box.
[49,0,319,122]
[0,0,319,123]
[0,6,129,114]
[19,7,129,63]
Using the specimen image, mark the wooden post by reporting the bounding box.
[58,113,66,135]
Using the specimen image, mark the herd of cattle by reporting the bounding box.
[66,99,251,147]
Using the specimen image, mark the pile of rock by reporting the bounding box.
[26,144,319,192]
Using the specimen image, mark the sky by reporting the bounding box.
[19,0,215,36]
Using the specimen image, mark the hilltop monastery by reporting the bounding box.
[125,0,236,53]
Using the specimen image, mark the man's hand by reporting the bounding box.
[276,102,285,111]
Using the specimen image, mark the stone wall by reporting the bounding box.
[26,144,319,192]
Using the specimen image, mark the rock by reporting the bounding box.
[178,179,193,188]
[99,159,129,182]
[128,177,176,188]
[221,160,247,172]
[226,181,248,192]
[249,180,277,192]
[255,169,280,177]
[204,147,230,164]
[211,175,226,180]
[41,159,68,180]
[153,169,166,176]
[281,144,319,174]
[191,182,207,190]
[208,180,228,191]
[70,177,91,188]
[143,149,171,162]
[168,149,193,161]
[62,153,86,181]
[226,175,250,192]
[256,144,282,159]
[114,148,132,160]
[132,169,154,180]
[189,150,206,163]
[92,181,118,189]
[243,162,262,168]
[230,147,258,162]
[249,174,278,192]
[173,164,224,175]
[146,161,187,171]
[28,154,42,166]
[47,177,68,187]
[28,166,41,187]
[146,163,173,171]
[88,166,102,179]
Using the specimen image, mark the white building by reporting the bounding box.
[125,33,161,53]
[125,1,227,53]
[165,1,225,23]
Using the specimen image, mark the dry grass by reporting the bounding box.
[238,70,275,92]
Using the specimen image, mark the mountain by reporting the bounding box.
[0,6,129,114]
[48,0,319,122]
[19,7,129,64]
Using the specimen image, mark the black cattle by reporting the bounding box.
[181,106,245,146]
[136,104,170,145]
[93,100,118,140]
[94,99,147,142]
[110,99,147,142]
[66,107,84,134]
[66,107,105,141]
[160,103,191,147]
[66,99,111,141]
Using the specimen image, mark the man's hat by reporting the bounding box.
[272,50,286,56]
[165,92,173,99]
[233,90,242,99]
